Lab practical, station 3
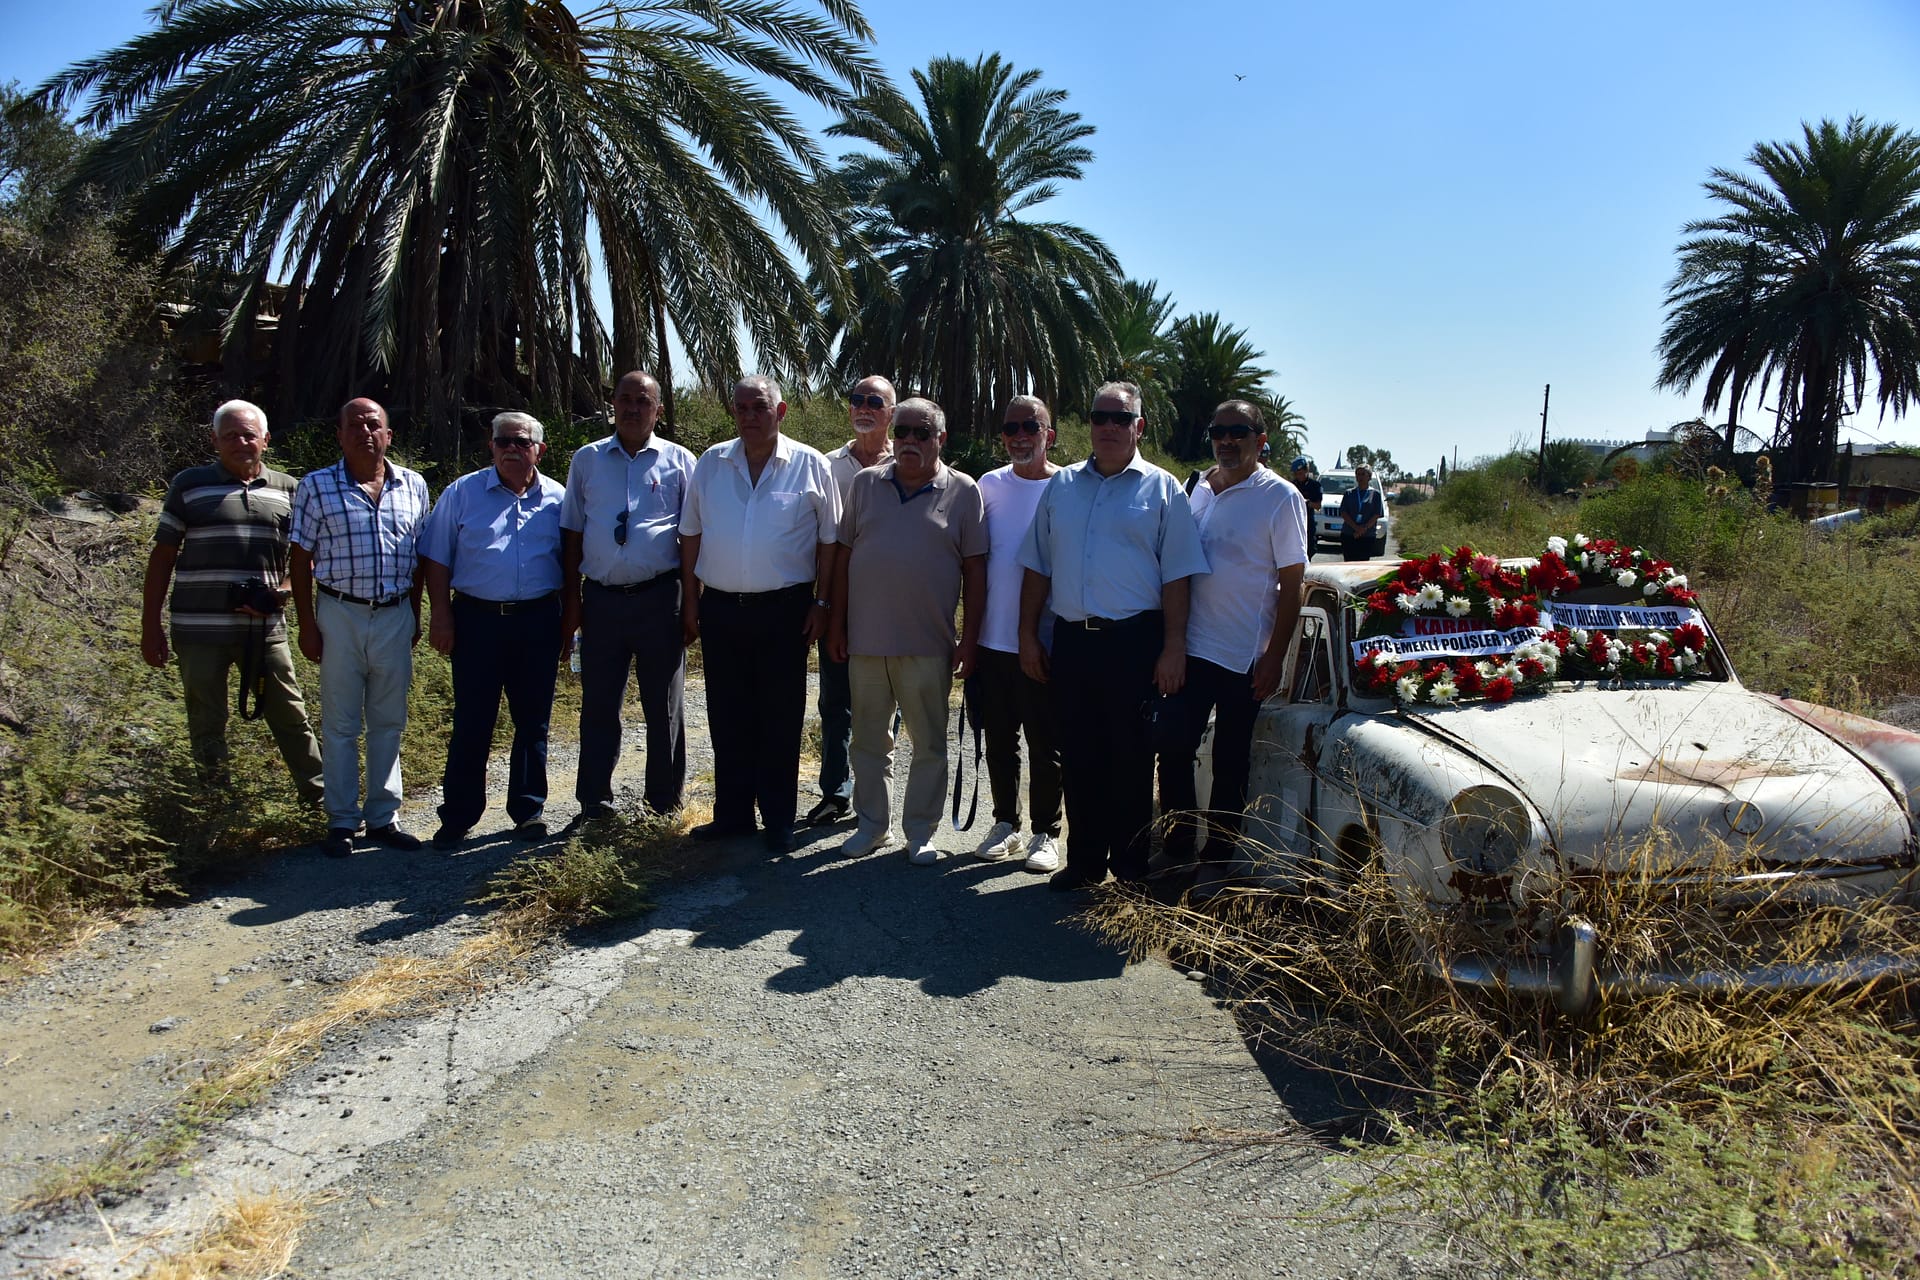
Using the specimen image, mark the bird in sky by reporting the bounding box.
[1234,73,1246,81]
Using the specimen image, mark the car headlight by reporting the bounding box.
[1442,786,1533,876]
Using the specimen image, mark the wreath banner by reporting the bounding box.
[1539,604,1706,632]
[1353,625,1551,664]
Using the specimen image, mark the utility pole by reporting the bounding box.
[1535,384,1551,490]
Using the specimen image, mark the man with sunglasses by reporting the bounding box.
[680,376,841,853]
[1016,382,1210,890]
[418,412,567,849]
[827,397,986,864]
[967,395,1063,873]
[559,371,698,831]
[1156,401,1307,892]
[805,374,896,826]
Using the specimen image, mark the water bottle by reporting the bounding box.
[569,629,582,674]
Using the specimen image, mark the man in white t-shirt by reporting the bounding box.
[1157,398,1307,882]
[966,395,1063,874]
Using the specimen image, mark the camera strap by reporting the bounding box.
[949,679,981,832]
[236,615,268,722]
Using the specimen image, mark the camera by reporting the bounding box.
[227,578,287,614]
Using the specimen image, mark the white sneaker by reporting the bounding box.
[972,821,1023,862]
[1023,834,1061,873]
[907,840,945,866]
[842,827,900,857]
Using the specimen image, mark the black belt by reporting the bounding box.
[455,591,559,615]
[318,583,408,609]
[1058,610,1160,632]
[703,583,811,608]
[586,575,675,594]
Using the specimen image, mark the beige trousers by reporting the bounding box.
[848,654,951,843]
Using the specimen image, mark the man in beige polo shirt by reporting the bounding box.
[826,397,987,864]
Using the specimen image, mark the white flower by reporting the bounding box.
[1643,580,1660,597]
[1665,574,1688,590]
[1370,651,1394,668]
[1569,627,1590,646]
[1538,653,1559,677]
[1396,593,1420,613]
[1396,675,1422,703]
[1476,660,1496,678]
[1646,630,1668,646]
[1614,568,1637,589]
[1573,533,1590,548]
[1446,595,1472,618]
[1416,583,1445,608]
[1428,679,1458,705]
[1546,536,1568,556]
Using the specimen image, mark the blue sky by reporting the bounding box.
[7,0,1920,470]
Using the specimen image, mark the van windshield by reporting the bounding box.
[1320,474,1358,495]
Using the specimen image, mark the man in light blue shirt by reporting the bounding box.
[560,371,698,828]
[1017,381,1209,890]
[419,412,567,848]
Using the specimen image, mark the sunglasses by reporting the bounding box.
[614,508,630,546]
[1001,420,1044,436]
[848,393,890,410]
[1087,410,1137,427]
[493,436,537,451]
[1208,423,1254,441]
[892,423,935,441]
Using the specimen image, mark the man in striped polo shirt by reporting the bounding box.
[141,400,324,805]
[289,398,432,858]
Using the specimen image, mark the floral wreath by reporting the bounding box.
[1350,535,1709,706]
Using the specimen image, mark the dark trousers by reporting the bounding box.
[700,584,811,835]
[815,641,853,803]
[577,578,686,814]
[1051,613,1162,881]
[438,594,562,831]
[1156,655,1260,862]
[967,646,1061,836]
[1341,534,1383,561]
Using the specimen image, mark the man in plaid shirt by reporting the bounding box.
[289,398,431,858]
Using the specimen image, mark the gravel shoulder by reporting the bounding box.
[0,670,1435,1279]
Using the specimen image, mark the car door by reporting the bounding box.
[1244,604,1339,885]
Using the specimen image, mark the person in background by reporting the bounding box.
[1339,462,1385,560]
[1290,456,1322,550]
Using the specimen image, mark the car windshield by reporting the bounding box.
[1320,474,1357,495]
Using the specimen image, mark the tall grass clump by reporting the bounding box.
[1396,463,1561,558]
[1090,833,1920,1277]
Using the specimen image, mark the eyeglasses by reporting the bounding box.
[1001,420,1044,436]
[614,508,630,546]
[493,436,537,451]
[1087,410,1137,427]
[892,423,934,441]
[1208,423,1254,441]
[849,393,890,410]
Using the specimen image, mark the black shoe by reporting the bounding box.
[365,823,422,852]
[431,824,469,851]
[322,827,355,859]
[513,818,549,841]
[690,820,754,842]
[763,827,796,854]
[803,797,851,826]
[1048,867,1105,892]
[563,805,617,837]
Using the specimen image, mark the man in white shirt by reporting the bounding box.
[1016,381,1210,890]
[1158,399,1307,884]
[807,373,895,825]
[679,376,841,853]
[966,395,1063,874]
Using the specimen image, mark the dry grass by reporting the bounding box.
[1088,829,1920,1277]
[136,1189,313,1280]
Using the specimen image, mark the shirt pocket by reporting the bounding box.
[637,472,683,518]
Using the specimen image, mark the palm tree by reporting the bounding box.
[33,0,887,457]
[823,53,1120,439]
[1164,311,1275,458]
[1102,277,1177,428]
[1248,390,1305,462]
[1657,117,1920,487]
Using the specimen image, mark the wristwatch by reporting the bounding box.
[812,597,831,608]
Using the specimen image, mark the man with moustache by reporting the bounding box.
[1340,462,1386,560]
[827,397,986,864]
[419,412,567,849]
[805,374,896,826]
[289,398,431,859]
[679,376,840,854]
[560,371,697,829]
[141,400,324,806]
[1157,400,1307,887]
[966,395,1063,874]
[1017,381,1209,891]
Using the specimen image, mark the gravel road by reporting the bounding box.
[0,670,1439,1279]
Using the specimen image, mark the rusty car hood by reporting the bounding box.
[1401,681,1915,869]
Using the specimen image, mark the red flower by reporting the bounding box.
[1424,661,1451,681]
[1471,554,1501,580]
[1673,623,1707,650]
[1658,654,1678,677]
[1587,633,1611,665]
[1396,560,1424,586]
[1453,661,1484,694]
[1546,628,1574,653]
[1518,657,1545,679]
[1484,677,1516,702]
[1493,600,1540,629]
[1367,590,1398,616]
[1667,586,1698,604]
[1630,642,1652,666]
[1396,661,1419,678]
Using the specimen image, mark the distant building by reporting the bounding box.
[1566,430,1673,467]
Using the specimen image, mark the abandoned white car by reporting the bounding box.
[1233,540,1920,1014]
